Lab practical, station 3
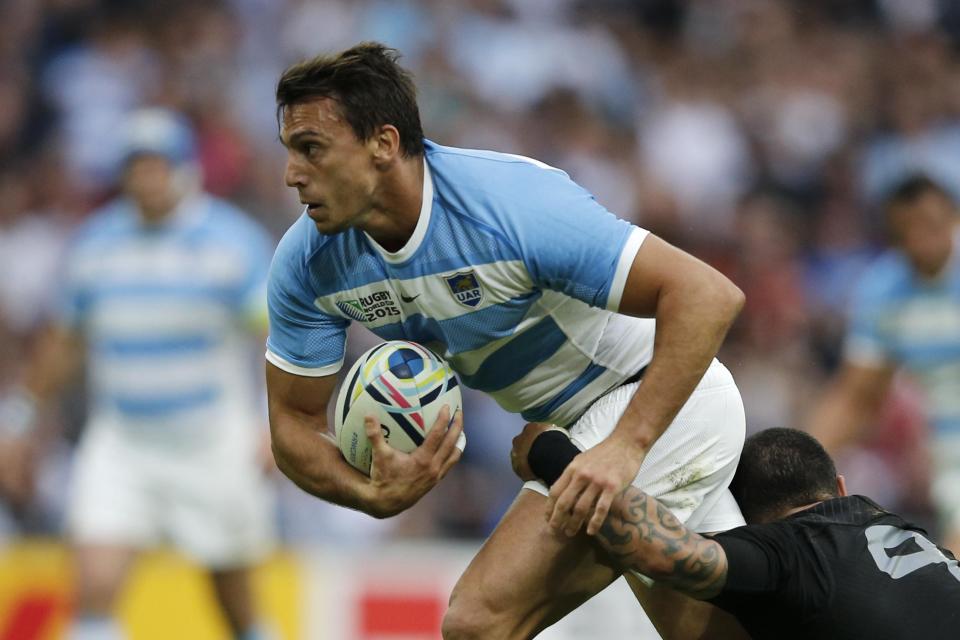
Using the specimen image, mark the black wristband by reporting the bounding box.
[528,430,581,487]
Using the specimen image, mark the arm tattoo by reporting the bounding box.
[596,486,728,600]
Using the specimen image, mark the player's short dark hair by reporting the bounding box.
[276,42,424,157]
[884,174,953,213]
[730,428,839,524]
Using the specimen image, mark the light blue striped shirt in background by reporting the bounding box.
[846,233,960,436]
[61,193,274,442]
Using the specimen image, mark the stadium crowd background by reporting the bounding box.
[0,0,956,545]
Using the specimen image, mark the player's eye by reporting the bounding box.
[305,143,322,159]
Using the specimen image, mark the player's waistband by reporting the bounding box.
[594,357,731,418]
[613,357,731,391]
[564,364,648,427]
[619,364,648,388]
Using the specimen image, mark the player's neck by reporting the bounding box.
[137,195,182,225]
[914,243,955,280]
[363,156,425,253]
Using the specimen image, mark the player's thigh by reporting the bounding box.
[446,488,620,639]
[624,574,749,640]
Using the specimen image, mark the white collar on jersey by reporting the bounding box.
[364,157,433,264]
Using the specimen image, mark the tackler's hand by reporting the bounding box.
[547,433,645,537]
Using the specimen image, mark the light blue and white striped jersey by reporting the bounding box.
[267,140,655,427]
[61,193,274,442]
[845,233,960,435]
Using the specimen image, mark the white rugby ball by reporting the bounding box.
[334,340,464,475]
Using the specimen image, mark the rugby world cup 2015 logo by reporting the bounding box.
[445,271,483,308]
[336,291,401,322]
[336,299,368,322]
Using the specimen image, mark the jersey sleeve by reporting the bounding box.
[711,526,785,595]
[503,165,648,311]
[266,223,348,377]
[843,272,895,367]
[54,227,100,332]
[708,523,826,617]
[56,245,88,331]
[228,218,275,332]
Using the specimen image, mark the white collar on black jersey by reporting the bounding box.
[364,158,433,264]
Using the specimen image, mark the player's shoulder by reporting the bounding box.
[854,249,915,304]
[424,139,598,238]
[69,198,138,250]
[426,139,571,187]
[426,140,578,203]
[271,211,336,275]
[714,519,799,547]
[199,195,272,247]
[202,195,256,225]
[425,139,566,174]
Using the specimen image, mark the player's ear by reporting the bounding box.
[370,125,401,166]
[836,474,848,497]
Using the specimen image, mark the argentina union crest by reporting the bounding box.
[445,270,483,308]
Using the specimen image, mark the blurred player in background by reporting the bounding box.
[809,175,960,555]
[513,425,960,639]
[266,43,746,639]
[0,109,276,640]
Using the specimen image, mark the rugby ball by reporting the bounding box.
[334,340,464,475]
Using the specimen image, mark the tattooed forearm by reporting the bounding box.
[596,486,728,600]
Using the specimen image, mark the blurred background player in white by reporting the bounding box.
[810,174,960,555]
[0,108,276,640]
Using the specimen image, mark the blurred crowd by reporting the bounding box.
[1,0,957,543]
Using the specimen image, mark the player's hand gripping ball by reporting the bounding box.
[334,340,464,475]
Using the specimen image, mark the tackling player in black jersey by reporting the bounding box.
[514,426,960,640]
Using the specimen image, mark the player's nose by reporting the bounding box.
[284,159,308,188]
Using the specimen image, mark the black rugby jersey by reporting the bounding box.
[708,495,960,639]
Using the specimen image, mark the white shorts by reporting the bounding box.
[524,359,746,534]
[66,416,275,569]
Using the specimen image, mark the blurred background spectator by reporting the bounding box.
[1,0,957,553]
